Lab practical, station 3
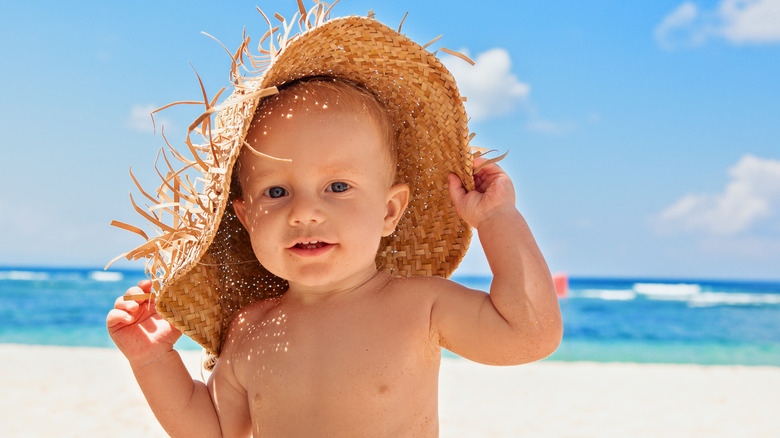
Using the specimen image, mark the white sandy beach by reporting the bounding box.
[1,344,777,437]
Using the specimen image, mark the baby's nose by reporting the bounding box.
[287,193,324,225]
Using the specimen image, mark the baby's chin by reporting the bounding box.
[279,266,381,294]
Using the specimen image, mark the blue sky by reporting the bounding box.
[1,0,778,280]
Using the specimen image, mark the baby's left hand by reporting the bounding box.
[448,157,517,229]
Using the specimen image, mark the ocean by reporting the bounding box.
[1,267,779,366]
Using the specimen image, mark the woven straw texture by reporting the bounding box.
[111,2,475,363]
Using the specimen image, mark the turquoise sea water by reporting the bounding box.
[1,267,779,366]
[458,276,780,366]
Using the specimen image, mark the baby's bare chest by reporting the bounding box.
[232,299,440,427]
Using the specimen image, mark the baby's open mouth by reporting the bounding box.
[294,241,329,250]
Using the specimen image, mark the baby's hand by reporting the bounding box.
[107,280,182,368]
[448,158,517,229]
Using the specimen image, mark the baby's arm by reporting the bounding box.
[107,281,228,437]
[437,159,562,364]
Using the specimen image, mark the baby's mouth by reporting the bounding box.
[293,241,329,250]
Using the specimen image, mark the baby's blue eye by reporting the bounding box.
[265,187,287,198]
[329,182,350,193]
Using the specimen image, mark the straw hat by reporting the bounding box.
[111,2,478,364]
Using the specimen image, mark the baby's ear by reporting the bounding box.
[232,198,249,229]
[382,183,410,236]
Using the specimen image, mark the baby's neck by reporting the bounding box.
[284,269,390,305]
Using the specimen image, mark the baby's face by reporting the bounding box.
[233,95,408,292]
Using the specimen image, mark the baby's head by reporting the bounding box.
[232,78,410,287]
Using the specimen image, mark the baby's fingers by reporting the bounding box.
[137,279,152,294]
[447,173,466,202]
[108,285,157,328]
[123,280,155,302]
[112,283,155,315]
[106,307,134,328]
[108,292,144,329]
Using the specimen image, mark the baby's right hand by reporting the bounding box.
[107,280,182,368]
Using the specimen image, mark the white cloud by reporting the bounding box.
[126,103,170,133]
[655,0,780,48]
[655,154,780,235]
[720,0,780,42]
[654,2,707,49]
[441,48,530,121]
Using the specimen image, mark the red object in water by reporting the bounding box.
[552,272,569,298]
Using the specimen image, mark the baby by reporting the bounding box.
[108,8,561,438]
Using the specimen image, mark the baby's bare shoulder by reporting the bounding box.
[222,298,282,350]
[385,274,470,300]
[237,297,280,320]
[393,274,468,289]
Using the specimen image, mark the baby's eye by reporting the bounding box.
[328,182,350,193]
[264,186,288,198]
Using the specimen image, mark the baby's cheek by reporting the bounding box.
[247,202,269,221]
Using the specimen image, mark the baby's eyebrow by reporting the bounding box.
[315,165,364,178]
[244,164,365,183]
